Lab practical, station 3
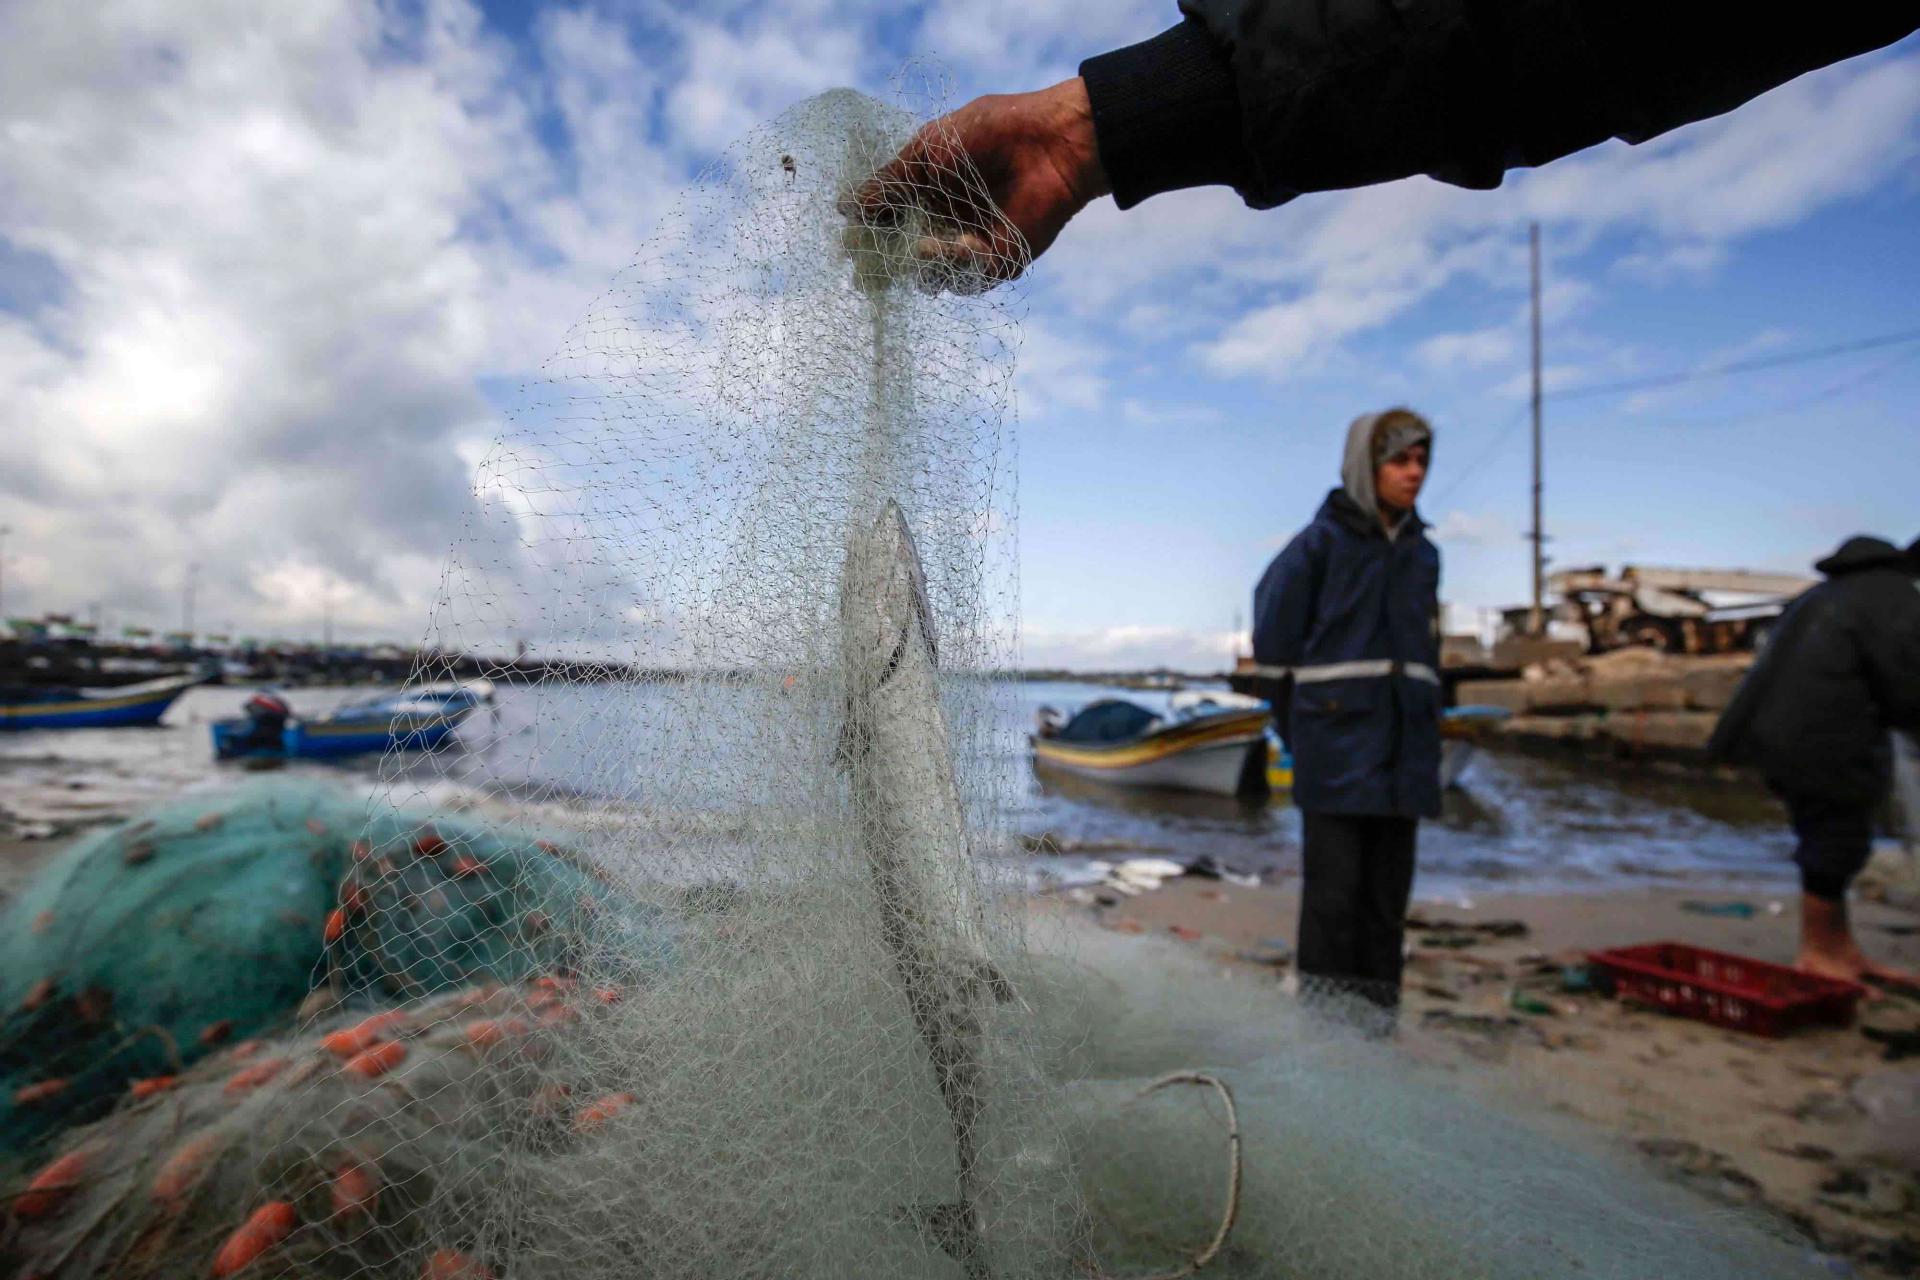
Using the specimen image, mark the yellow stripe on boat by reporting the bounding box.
[1031,710,1267,771]
[0,687,179,719]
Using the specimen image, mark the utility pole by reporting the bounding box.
[1528,222,1545,637]
[0,524,10,623]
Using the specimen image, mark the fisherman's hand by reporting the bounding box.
[841,77,1109,287]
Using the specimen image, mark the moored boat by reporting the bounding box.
[0,673,203,731]
[1031,695,1271,798]
[1439,704,1511,789]
[212,689,471,761]
[382,678,496,716]
[1258,703,1507,795]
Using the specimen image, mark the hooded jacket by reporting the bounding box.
[1709,537,1920,808]
[1079,6,1917,212]
[1252,413,1442,818]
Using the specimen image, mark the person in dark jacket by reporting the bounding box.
[1709,535,1920,984]
[842,4,1917,283]
[1252,409,1441,1016]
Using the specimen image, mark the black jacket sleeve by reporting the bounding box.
[1080,3,1920,210]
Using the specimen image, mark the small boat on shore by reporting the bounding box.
[1440,704,1511,789]
[1031,692,1271,798]
[0,673,203,731]
[383,678,496,716]
[1260,704,1508,794]
[212,689,472,761]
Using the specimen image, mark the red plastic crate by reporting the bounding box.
[1588,942,1864,1037]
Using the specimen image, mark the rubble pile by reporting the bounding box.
[1457,649,1751,761]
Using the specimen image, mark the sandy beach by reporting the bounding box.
[11,725,1920,1274]
[1041,876,1920,1277]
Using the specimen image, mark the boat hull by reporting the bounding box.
[1439,738,1476,790]
[212,712,462,761]
[1032,709,1269,798]
[1265,709,1491,794]
[0,676,200,731]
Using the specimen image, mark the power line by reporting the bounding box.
[1555,325,1920,403]
[1427,404,1529,510]
[1605,344,1920,432]
[1432,343,1918,521]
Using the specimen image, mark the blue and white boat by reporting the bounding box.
[0,673,203,731]
[378,678,496,717]
[212,688,473,761]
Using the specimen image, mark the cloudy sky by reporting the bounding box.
[3,1,1917,667]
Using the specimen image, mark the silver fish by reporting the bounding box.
[838,498,1008,1279]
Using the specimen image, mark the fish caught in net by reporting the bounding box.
[2,84,1832,1280]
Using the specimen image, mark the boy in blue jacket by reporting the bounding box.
[1253,409,1441,1018]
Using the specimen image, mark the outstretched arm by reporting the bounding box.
[845,3,1919,283]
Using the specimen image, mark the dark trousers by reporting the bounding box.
[1779,791,1875,902]
[1297,812,1418,1014]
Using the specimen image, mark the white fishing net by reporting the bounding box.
[2,84,1830,1280]
[303,82,1057,1280]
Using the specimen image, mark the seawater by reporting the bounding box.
[0,680,1800,894]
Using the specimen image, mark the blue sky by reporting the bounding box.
[1,2,1915,666]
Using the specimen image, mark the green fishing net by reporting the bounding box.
[0,779,673,1159]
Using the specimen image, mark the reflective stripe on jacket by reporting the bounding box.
[1253,489,1442,818]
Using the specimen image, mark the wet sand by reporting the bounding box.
[6,735,1916,1275]
[1041,877,1920,1276]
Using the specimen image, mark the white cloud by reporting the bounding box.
[1031,47,1920,389]
[1491,363,1590,401]
[0,0,889,642]
[917,0,1166,91]
[2,1,1915,657]
[1612,241,1727,282]
[1416,327,1518,371]
[1118,399,1224,427]
[1013,321,1110,418]
[0,0,539,634]
[661,9,863,154]
[1431,509,1513,547]
[1022,624,1243,673]
[1518,56,1920,241]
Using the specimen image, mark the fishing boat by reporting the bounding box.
[1255,701,1509,796]
[211,689,472,761]
[374,678,496,717]
[1440,704,1510,789]
[0,673,203,731]
[1031,692,1271,798]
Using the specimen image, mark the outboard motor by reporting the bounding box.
[242,690,292,750]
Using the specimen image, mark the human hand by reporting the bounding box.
[840,77,1109,288]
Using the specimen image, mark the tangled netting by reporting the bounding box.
[0,780,669,1161]
[3,85,1827,1280]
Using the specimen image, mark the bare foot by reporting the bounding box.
[1795,948,1866,984]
